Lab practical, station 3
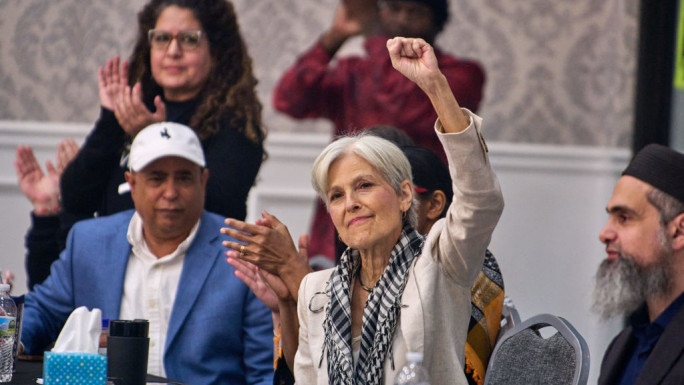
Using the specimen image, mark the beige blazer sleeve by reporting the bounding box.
[431,109,504,287]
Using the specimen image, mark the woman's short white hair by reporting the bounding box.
[311,133,417,227]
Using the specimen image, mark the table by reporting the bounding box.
[10,359,185,384]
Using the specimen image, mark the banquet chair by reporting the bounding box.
[483,313,590,385]
[497,296,521,342]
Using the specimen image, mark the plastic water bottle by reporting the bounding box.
[99,318,110,356]
[394,352,430,385]
[0,284,16,382]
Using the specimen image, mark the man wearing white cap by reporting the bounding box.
[21,122,274,385]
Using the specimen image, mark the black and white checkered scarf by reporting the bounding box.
[320,225,424,385]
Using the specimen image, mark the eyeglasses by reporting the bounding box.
[148,29,203,51]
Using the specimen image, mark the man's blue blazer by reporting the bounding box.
[22,210,274,385]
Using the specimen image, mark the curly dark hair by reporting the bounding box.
[127,0,265,146]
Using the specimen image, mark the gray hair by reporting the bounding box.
[311,133,417,227]
[647,188,684,225]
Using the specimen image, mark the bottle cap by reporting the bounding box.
[109,319,149,338]
[406,351,424,362]
[0,284,10,293]
[102,318,110,329]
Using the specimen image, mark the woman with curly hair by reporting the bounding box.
[60,0,265,236]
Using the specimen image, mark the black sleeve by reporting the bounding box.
[24,214,61,291]
[202,124,264,220]
[60,108,128,216]
[273,356,295,385]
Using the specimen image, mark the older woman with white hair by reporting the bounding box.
[222,37,503,385]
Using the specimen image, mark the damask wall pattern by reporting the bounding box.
[0,0,638,147]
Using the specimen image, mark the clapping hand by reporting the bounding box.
[55,139,79,175]
[320,0,377,53]
[14,147,60,215]
[226,232,310,309]
[222,211,313,303]
[331,1,365,39]
[226,257,287,312]
[98,56,166,137]
[98,56,127,111]
[114,82,166,137]
[14,139,80,216]
[222,211,304,276]
[1,271,14,294]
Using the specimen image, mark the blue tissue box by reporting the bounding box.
[43,352,107,385]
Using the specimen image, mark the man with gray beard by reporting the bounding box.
[595,144,684,385]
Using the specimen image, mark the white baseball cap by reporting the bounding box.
[128,122,206,172]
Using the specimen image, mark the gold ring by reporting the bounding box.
[239,245,245,255]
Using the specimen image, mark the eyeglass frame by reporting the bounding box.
[147,29,204,51]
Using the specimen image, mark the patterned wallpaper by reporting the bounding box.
[0,0,638,147]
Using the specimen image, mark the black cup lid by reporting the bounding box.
[109,319,149,337]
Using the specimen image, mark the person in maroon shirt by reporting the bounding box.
[273,0,484,161]
[273,0,485,263]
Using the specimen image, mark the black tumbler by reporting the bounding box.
[107,319,149,385]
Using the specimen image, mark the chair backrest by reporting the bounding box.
[483,313,590,385]
[497,296,521,342]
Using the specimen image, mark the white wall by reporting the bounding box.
[487,143,628,384]
[0,121,629,383]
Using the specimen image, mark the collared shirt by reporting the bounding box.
[119,212,199,377]
[618,292,684,385]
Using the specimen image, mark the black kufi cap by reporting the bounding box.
[622,144,684,204]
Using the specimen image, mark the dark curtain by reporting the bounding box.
[632,0,678,152]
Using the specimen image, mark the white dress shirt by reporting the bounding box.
[119,212,199,377]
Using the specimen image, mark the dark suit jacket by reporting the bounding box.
[598,303,684,385]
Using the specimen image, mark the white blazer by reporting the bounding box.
[295,111,504,385]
